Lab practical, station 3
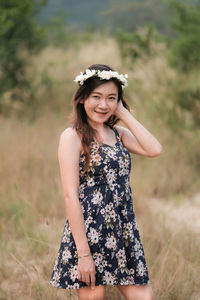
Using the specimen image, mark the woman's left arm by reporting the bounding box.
[114,100,162,157]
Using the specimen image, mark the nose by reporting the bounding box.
[98,98,108,109]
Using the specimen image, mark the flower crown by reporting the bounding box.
[74,69,128,88]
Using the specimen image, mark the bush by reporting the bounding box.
[115,24,164,65]
[0,0,46,109]
[168,0,200,71]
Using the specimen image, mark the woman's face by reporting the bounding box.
[81,81,119,127]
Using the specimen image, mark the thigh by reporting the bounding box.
[76,285,106,300]
[116,284,153,300]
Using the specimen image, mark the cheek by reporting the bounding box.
[84,102,95,113]
[111,102,118,110]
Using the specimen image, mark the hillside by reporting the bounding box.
[37,0,175,36]
[37,0,109,29]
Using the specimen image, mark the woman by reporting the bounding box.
[49,64,162,300]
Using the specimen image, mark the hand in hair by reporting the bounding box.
[114,99,127,119]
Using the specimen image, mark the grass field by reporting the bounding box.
[0,36,200,299]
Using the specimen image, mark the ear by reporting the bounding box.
[80,99,84,104]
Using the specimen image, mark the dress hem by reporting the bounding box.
[49,280,151,290]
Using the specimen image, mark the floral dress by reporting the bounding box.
[49,126,150,290]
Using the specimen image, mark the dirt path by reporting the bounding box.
[148,192,200,234]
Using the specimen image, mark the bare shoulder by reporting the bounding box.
[58,127,82,156]
[113,125,126,139]
[60,127,80,141]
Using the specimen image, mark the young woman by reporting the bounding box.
[49,64,162,300]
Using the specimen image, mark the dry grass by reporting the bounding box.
[1,36,200,299]
[138,195,200,300]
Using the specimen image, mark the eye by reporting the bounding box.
[93,95,100,99]
[108,97,116,101]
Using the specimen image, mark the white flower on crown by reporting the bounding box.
[98,70,112,80]
[85,69,96,77]
[74,69,128,88]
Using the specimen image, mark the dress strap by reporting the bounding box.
[111,126,121,143]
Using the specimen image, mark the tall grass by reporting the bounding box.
[137,196,200,300]
[0,36,199,299]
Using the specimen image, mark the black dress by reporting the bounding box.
[49,126,150,290]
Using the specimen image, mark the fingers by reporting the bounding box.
[77,257,96,288]
[78,270,96,288]
[85,273,90,286]
[90,271,96,289]
[78,270,82,281]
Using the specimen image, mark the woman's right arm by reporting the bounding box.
[58,127,90,255]
[57,128,96,288]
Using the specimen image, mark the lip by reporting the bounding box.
[95,111,108,117]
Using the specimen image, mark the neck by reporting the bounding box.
[88,120,108,131]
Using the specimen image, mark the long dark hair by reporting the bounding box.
[68,64,130,174]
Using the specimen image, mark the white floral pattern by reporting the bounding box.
[49,126,150,290]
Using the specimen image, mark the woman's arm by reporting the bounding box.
[58,128,90,256]
[114,100,162,157]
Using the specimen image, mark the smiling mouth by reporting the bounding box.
[95,111,108,115]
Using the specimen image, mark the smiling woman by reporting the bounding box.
[49,64,160,300]
[80,81,119,128]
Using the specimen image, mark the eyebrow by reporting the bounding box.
[91,92,117,96]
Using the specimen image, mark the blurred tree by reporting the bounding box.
[0,0,47,108]
[44,11,69,46]
[116,24,164,65]
[102,0,174,37]
[168,0,200,71]
[165,0,200,131]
